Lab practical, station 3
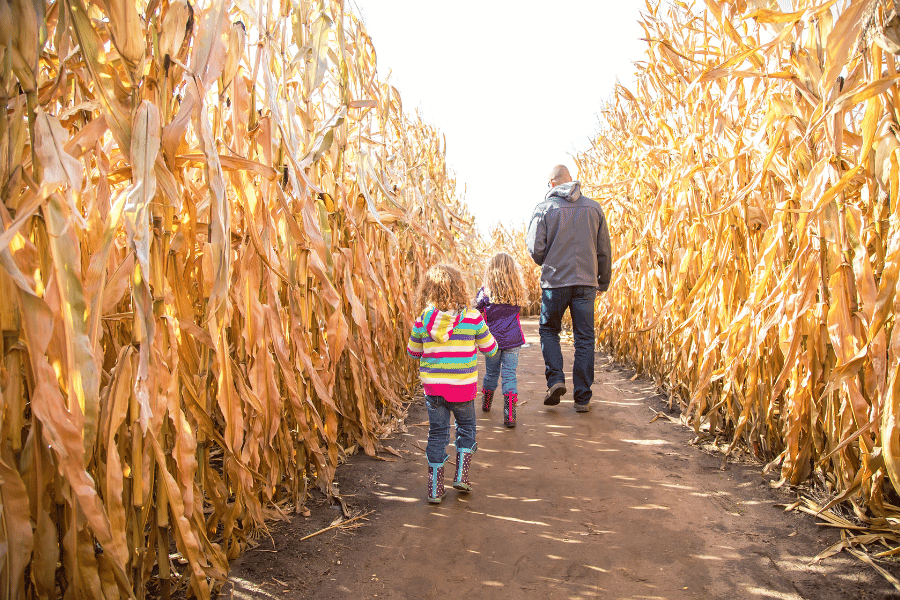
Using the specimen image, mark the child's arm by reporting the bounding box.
[407,322,425,358]
[473,313,498,357]
[475,287,489,313]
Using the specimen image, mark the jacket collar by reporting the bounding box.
[546,180,582,202]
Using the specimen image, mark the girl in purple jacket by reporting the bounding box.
[476,253,528,427]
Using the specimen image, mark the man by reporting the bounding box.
[526,165,611,412]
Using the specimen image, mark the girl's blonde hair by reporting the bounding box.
[417,264,470,312]
[484,253,527,306]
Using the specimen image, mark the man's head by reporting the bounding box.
[548,165,572,188]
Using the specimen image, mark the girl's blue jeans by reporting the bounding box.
[425,395,476,464]
[482,347,520,395]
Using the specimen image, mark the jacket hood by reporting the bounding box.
[422,306,463,342]
[546,180,582,202]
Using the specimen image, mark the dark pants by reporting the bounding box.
[539,286,596,404]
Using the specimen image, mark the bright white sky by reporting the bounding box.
[353,1,647,233]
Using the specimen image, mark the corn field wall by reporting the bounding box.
[579,0,900,538]
[0,0,478,597]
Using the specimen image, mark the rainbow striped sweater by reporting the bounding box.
[407,306,498,402]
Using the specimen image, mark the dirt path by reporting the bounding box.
[225,318,898,599]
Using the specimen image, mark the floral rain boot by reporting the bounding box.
[481,388,495,412]
[427,459,446,504]
[503,393,517,428]
[452,448,474,492]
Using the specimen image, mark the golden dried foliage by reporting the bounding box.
[0,0,477,597]
[579,0,900,541]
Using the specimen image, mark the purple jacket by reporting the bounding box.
[475,287,525,350]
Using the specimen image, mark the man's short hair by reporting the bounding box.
[548,165,572,184]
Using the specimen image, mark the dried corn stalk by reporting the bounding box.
[0,0,477,597]
[580,0,900,540]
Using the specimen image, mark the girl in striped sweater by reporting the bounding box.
[407,264,498,504]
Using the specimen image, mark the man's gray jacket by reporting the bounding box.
[526,181,612,292]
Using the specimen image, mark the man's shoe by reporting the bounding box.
[543,382,566,406]
[574,402,591,413]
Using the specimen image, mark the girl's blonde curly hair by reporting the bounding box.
[483,253,527,306]
[416,264,470,313]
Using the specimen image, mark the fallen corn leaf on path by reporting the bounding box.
[226,318,898,599]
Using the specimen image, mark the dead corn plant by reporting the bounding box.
[0,0,477,597]
[579,0,900,560]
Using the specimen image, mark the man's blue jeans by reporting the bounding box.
[539,286,596,404]
[483,347,520,395]
[425,395,477,464]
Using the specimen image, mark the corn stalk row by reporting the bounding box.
[579,0,900,539]
[0,0,477,597]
